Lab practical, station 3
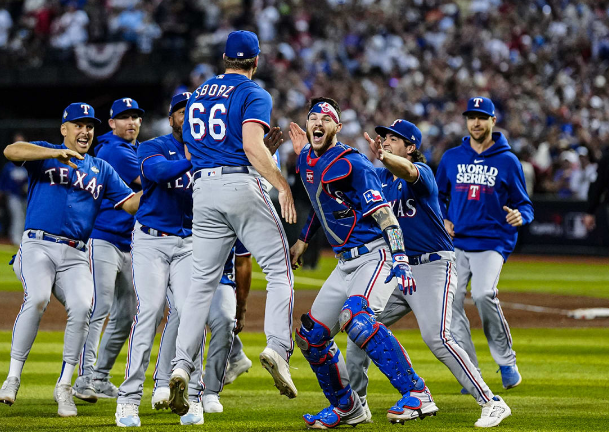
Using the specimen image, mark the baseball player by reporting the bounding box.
[0,103,140,417]
[74,98,144,402]
[344,119,511,427]
[168,30,298,417]
[150,240,252,416]
[435,97,534,390]
[288,97,436,429]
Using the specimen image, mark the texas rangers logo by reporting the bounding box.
[473,97,484,107]
[306,170,314,184]
[81,104,90,114]
[122,98,133,107]
[363,189,383,203]
[391,119,403,127]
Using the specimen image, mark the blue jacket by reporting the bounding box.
[90,131,141,251]
[435,132,533,260]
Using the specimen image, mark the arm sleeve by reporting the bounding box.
[142,156,192,184]
[586,154,609,214]
[99,144,140,185]
[410,163,434,197]
[101,162,136,208]
[242,88,272,133]
[350,155,390,217]
[234,239,251,257]
[435,157,451,219]
[508,159,534,225]
[298,208,321,243]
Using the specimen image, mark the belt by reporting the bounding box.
[193,166,250,181]
[140,225,190,238]
[27,230,86,251]
[337,244,370,261]
[408,251,454,265]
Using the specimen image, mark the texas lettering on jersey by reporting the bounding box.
[44,167,103,199]
[165,171,194,190]
[388,198,417,218]
[456,163,499,187]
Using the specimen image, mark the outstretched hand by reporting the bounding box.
[289,122,308,155]
[264,126,284,155]
[364,132,385,161]
[55,149,84,169]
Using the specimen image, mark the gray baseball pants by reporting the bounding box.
[347,253,494,406]
[452,248,516,368]
[117,225,195,405]
[173,170,294,374]
[78,238,136,379]
[11,232,93,367]
[154,283,239,397]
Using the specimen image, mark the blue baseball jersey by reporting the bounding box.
[376,164,453,255]
[23,141,135,242]
[297,143,388,253]
[137,134,194,237]
[435,132,534,260]
[220,239,251,287]
[90,131,141,251]
[0,162,28,198]
[183,73,272,170]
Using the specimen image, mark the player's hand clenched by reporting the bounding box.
[278,187,297,224]
[503,206,523,227]
[54,149,84,169]
[290,240,308,270]
[385,253,416,295]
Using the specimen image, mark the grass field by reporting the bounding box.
[0,329,608,431]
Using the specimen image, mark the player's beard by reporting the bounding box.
[470,126,491,144]
[172,124,182,136]
[307,129,336,156]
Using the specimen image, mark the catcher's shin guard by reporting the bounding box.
[339,295,418,394]
[295,313,353,409]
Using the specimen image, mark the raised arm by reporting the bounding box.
[4,141,83,169]
[243,121,296,224]
[364,132,418,182]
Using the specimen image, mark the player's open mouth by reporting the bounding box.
[383,145,392,153]
[312,130,325,143]
[76,137,89,146]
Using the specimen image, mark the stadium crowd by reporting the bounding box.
[1,0,608,204]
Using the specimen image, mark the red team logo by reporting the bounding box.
[306,170,314,183]
[468,184,481,200]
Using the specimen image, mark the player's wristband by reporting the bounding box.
[382,225,406,255]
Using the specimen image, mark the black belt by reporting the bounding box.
[408,253,442,266]
[140,226,190,238]
[27,231,86,251]
[193,166,249,181]
[337,245,370,261]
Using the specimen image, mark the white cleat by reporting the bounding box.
[116,403,141,427]
[202,393,223,413]
[168,368,190,416]
[151,387,170,410]
[224,355,253,385]
[259,347,297,399]
[0,377,20,406]
[362,399,373,423]
[180,400,204,425]
[54,383,78,417]
[475,396,511,428]
[387,385,438,423]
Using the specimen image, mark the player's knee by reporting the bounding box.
[471,289,494,305]
[339,295,379,348]
[26,292,51,315]
[295,313,332,363]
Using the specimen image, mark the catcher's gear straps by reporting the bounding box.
[296,313,353,409]
[339,295,419,395]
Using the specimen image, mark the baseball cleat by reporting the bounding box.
[116,403,141,427]
[475,396,511,427]
[224,355,253,385]
[0,377,20,406]
[168,368,190,416]
[202,393,223,413]
[499,365,522,389]
[92,377,118,398]
[72,375,98,403]
[303,396,366,429]
[387,385,438,423]
[54,383,78,417]
[361,399,373,423]
[259,347,298,399]
[180,400,204,425]
[151,387,170,410]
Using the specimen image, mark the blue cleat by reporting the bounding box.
[303,397,366,429]
[499,365,522,389]
[387,386,439,424]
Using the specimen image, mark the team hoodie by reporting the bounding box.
[435,132,534,260]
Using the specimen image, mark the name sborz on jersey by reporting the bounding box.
[45,168,103,199]
[194,83,235,99]
[456,164,498,187]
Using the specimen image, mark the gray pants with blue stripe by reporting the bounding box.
[452,249,516,368]
[154,283,240,397]
[117,225,197,405]
[79,238,136,379]
[346,253,495,406]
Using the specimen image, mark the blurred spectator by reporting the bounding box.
[50,2,89,50]
[0,6,12,49]
[0,133,29,245]
[570,147,598,200]
[584,149,609,231]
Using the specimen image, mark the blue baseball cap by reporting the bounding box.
[62,102,101,125]
[110,97,145,119]
[375,119,423,149]
[168,92,192,116]
[463,97,496,117]
[225,30,260,59]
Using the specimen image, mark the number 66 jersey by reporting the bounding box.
[182,73,272,170]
